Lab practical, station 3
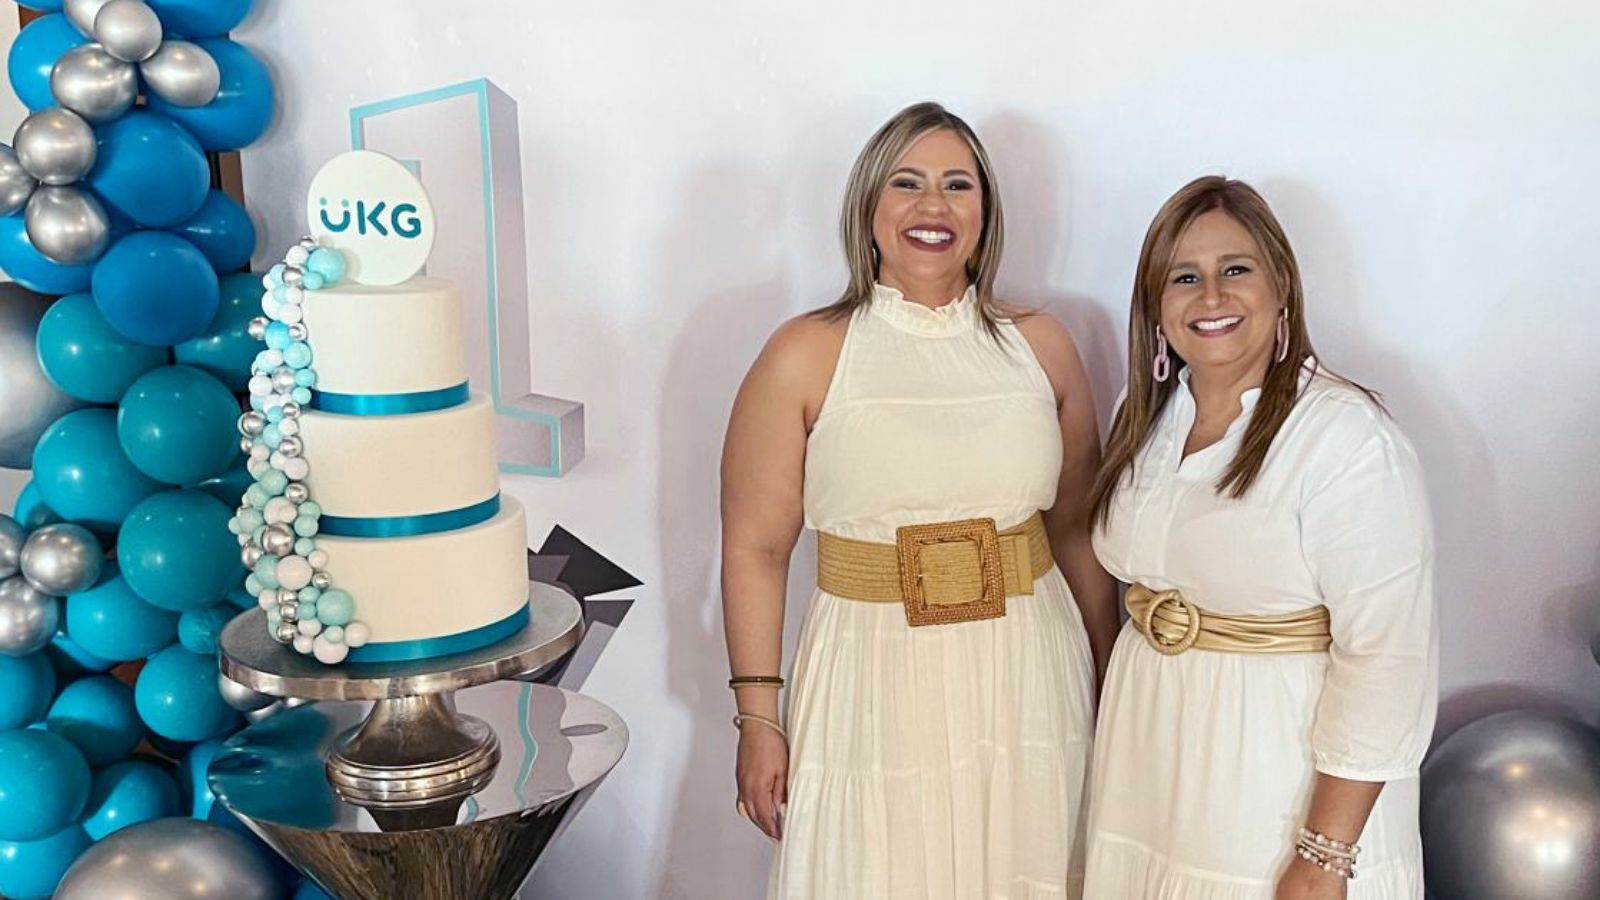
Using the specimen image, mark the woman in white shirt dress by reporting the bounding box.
[1084,176,1438,899]
[720,102,1119,899]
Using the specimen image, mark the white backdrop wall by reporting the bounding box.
[0,1,1587,897]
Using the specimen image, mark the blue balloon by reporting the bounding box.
[117,365,240,485]
[294,881,336,900]
[81,759,179,841]
[174,272,265,392]
[85,112,210,228]
[44,632,115,678]
[0,653,54,731]
[133,644,240,742]
[45,675,144,768]
[146,39,274,151]
[0,213,94,295]
[118,489,237,612]
[36,292,170,404]
[11,481,59,529]
[0,729,90,842]
[91,230,220,347]
[0,824,92,900]
[5,14,84,111]
[178,603,235,655]
[65,565,181,662]
[32,408,162,531]
[170,190,257,273]
[179,737,224,818]
[146,0,253,37]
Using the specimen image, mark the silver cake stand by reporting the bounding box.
[214,583,628,898]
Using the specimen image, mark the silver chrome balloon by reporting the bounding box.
[55,818,281,900]
[0,515,23,580]
[0,574,59,656]
[0,286,89,469]
[13,107,96,186]
[19,522,103,595]
[140,39,220,107]
[93,0,163,63]
[217,671,277,712]
[1422,710,1600,899]
[50,43,138,123]
[64,0,114,37]
[0,145,37,216]
[24,184,110,264]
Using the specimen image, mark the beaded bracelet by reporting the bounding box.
[1295,826,1359,879]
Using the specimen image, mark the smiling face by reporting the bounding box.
[1159,208,1284,378]
[870,128,984,303]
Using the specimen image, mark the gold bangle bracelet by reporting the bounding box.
[733,713,788,742]
[728,675,785,689]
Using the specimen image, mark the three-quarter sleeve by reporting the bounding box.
[1300,420,1439,781]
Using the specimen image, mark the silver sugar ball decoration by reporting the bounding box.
[240,545,262,568]
[238,411,266,437]
[278,602,298,623]
[278,435,303,459]
[280,402,302,420]
[238,436,254,453]
[274,622,297,643]
[284,483,309,504]
[247,317,268,340]
[282,267,303,287]
[260,524,294,557]
[271,368,297,393]
[311,571,331,591]
[288,322,308,341]
[298,235,319,250]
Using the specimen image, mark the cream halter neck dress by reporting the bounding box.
[766,284,1095,900]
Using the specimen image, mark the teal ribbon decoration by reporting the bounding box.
[319,494,501,538]
[309,381,469,415]
[347,603,530,663]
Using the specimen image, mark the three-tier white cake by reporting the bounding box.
[234,151,530,665]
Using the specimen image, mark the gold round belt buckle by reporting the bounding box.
[1140,590,1202,655]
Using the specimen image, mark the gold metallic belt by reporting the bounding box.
[1125,583,1332,655]
[816,512,1052,626]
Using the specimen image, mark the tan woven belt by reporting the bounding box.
[1125,583,1332,655]
[817,513,1052,626]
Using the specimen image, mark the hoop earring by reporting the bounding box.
[1153,326,1171,383]
[1275,308,1290,364]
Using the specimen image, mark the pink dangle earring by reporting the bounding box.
[1275,308,1290,364]
[1153,326,1171,383]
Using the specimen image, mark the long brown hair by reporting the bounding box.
[1088,176,1376,526]
[815,102,1008,338]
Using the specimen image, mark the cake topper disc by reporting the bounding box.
[306,150,434,286]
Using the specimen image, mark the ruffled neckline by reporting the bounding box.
[868,282,978,337]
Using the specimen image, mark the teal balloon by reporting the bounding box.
[36,292,170,403]
[45,676,143,768]
[0,729,90,841]
[0,213,94,295]
[32,408,162,531]
[92,230,220,347]
[179,737,224,818]
[64,565,180,662]
[0,824,92,900]
[85,112,210,228]
[133,644,240,741]
[294,881,335,900]
[178,603,234,655]
[6,14,85,111]
[195,461,252,508]
[12,481,59,530]
[117,365,240,485]
[0,653,54,730]
[81,759,178,841]
[146,0,253,37]
[171,191,257,273]
[146,39,274,151]
[44,632,114,677]
[117,490,236,612]
[174,272,265,392]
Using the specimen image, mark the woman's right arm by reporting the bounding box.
[721,314,843,841]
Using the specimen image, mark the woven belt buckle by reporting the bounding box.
[1140,590,1202,655]
[895,517,1006,627]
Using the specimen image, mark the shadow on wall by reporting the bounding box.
[654,163,812,898]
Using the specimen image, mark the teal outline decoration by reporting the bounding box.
[350,78,567,477]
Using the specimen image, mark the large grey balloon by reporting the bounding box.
[25,184,111,264]
[0,285,88,469]
[140,40,221,108]
[0,145,37,216]
[51,43,138,123]
[94,0,163,63]
[0,515,24,580]
[56,817,282,900]
[65,0,115,38]
[13,107,96,186]
[0,574,59,656]
[19,522,103,595]
[218,671,277,712]
[1422,709,1600,899]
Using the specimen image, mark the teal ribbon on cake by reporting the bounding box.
[309,381,469,415]
[319,494,501,538]
[346,603,531,663]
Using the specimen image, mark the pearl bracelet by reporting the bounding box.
[1295,826,1359,879]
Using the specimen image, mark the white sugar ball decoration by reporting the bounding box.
[343,621,370,648]
[279,304,303,325]
[250,444,271,462]
[307,549,329,569]
[261,349,285,369]
[298,618,323,636]
[285,286,304,305]
[264,497,298,525]
[275,555,313,591]
[279,418,299,437]
[313,634,349,665]
[283,458,310,480]
[257,591,277,610]
[248,374,272,396]
[293,634,315,655]
[262,299,283,320]
[269,451,288,470]
[246,458,270,479]
[285,246,309,266]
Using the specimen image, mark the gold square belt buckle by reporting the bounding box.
[895,517,1006,627]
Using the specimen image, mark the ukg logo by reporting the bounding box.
[317,196,425,239]
[306,150,436,286]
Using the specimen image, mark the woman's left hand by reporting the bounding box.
[1274,857,1348,900]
